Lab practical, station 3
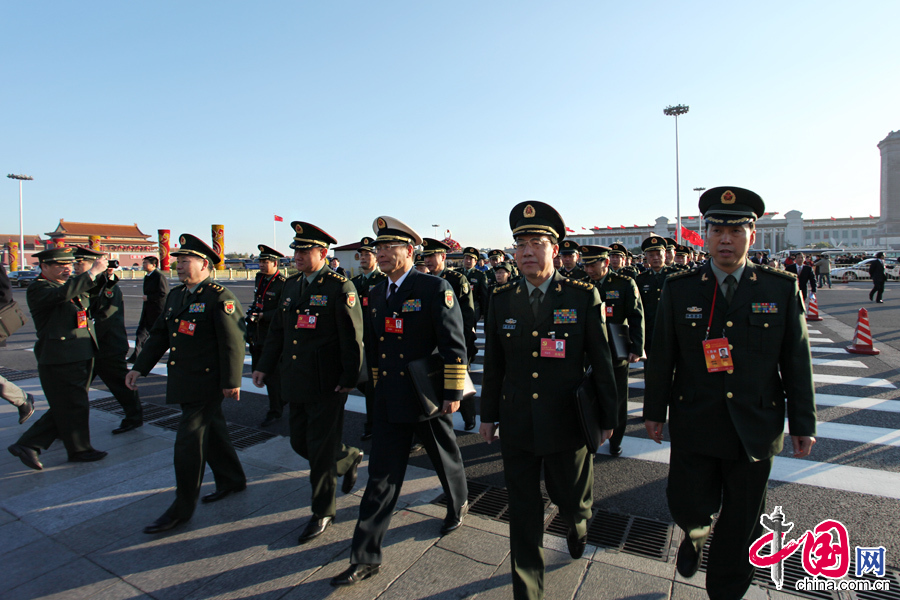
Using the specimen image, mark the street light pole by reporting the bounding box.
[7,174,33,267]
[692,186,706,247]
[663,105,689,244]
[432,224,440,239]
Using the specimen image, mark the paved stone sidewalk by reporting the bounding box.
[1,399,801,599]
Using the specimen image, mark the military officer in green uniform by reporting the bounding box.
[664,237,677,267]
[634,235,675,355]
[608,243,637,279]
[8,247,110,470]
[247,245,287,427]
[422,238,478,430]
[672,244,691,269]
[582,245,644,457]
[253,221,364,545]
[461,246,490,322]
[351,236,387,440]
[644,187,816,600]
[73,248,143,434]
[557,240,588,281]
[480,202,618,600]
[485,249,506,284]
[126,234,248,534]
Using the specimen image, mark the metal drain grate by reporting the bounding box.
[151,415,183,431]
[89,397,127,416]
[0,367,40,381]
[855,571,900,600]
[230,427,277,449]
[140,403,181,421]
[432,482,672,561]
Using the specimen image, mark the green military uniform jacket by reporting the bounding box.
[258,265,363,399]
[434,268,476,345]
[644,261,816,461]
[246,271,286,347]
[463,267,490,317]
[635,266,677,348]
[595,270,645,360]
[88,273,129,358]
[612,266,637,279]
[350,269,388,310]
[27,272,98,365]
[133,277,246,404]
[481,272,619,455]
[558,266,589,282]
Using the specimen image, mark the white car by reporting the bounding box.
[832,258,900,282]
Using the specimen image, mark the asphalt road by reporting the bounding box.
[4,275,900,570]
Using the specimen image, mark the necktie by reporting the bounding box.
[299,277,308,296]
[389,282,398,298]
[530,288,543,318]
[724,274,736,305]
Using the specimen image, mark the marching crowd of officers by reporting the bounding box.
[5,186,817,600]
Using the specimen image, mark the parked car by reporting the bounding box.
[16,271,40,287]
[832,258,900,282]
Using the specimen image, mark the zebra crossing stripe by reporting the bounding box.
[627,374,895,389]
[810,358,866,368]
[809,337,835,343]
[815,393,900,413]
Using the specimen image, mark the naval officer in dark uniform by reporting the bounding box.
[480,202,618,600]
[331,216,469,587]
[582,245,644,457]
[350,236,388,440]
[8,247,110,470]
[421,237,478,430]
[73,248,143,434]
[247,245,287,427]
[644,187,817,599]
[127,234,248,534]
[253,221,364,545]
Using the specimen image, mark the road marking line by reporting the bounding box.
[811,358,867,368]
[809,337,835,343]
[629,374,895,389]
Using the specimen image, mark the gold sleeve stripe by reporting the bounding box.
[444,378,466,391]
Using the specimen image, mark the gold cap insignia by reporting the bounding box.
[363,237,371,244]
[722,190,736,204]
[524,204,536,218]
[179,236,186,245]
[377,217,387,229]
[295,223,303,234]
[651,237,657,243]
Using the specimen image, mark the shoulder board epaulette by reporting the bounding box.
[326,271,348,283]
[286,272,303,281]
[665,267,699,281]
[444,269,465,280]
[276,273,286,281]
[758,264,798,280]
[208,283,224,292]
[492,282,515,295]
[562,278,594,291]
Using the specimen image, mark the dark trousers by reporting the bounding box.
[18,360,94,456]
[289,394,360,518]
[362,382,375,435]
[250,344,283,418]
[667,446,773,600]
[132,325,150,359]
[167,398,246,520]
[870,279,885,302]
[609,360,629,450]
[92,353,143,425]
[501,443,593,600]
[350,412,468,565]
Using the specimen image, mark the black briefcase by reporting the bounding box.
[408,353,477,418]
[607,322,630,361]
[0,301,28,342]
[575,367,604,453]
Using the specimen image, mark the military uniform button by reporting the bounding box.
[727,369,734,374]
[532,393,539,399]
[172,333,177,337]
[728,344,734,350]
[726,321,733,327]
[532,372,538,378]
[532,331,538,337]
[678,395,683,400]
[382,371,387,376]
[292,355,297,360]
[726,392,733,399]
[764,323,769,328]
[692,323,696,327]
[293,340,297,344]
[507,333,511,337]
[205,368,210,372]
[296,310,300,314]
[171,347,176,351]
[564,333,569,338]
[380,336,384,341]
[60,336,65,340]
[381,354,386,359]
[400,371,405,376]
[399,354,404,359]
[398,336,402,340]
[532,351,538,357]
[170,361,175,365]
[175,319,179,323]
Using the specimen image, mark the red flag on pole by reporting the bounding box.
[681,226,703,246]
[565,227,575,233]
[274,215,284,222]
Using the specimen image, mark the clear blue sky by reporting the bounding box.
[3,1,897,252]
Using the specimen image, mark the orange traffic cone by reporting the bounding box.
[846,308,880,355]
[806,293,823,322]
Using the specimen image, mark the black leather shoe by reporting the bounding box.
[331,563,380,586]
[676,536,702,578]
[8,443,42,470]
[201,482,247,503]
[260,415,280,427]
[343,452,363,494]
[112,421,143,435]
[69,449,108,463]
[298,515,333,544]
[609,445,622,457]
[409,442,424,454]
[144,514,186,534]
[440,501,468,536]
[464,419,476,431]
[18,394,35,424]
[567,524,587,559]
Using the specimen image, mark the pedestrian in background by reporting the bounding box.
[814,254,832,288]
[0,263,35,424]
[128,256,168,363]
[869,252,886,303]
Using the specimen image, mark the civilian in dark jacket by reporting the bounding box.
[786,253,816,305]
[869,252,887,303]
[129,256,169,362]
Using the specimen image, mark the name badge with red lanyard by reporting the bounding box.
[385,316,403,334]
[362,296,369,307]
[605,305,614,318]
[72,298,88,329]
[540,332,566,358]
[702,278,734,373]
[178,320,197,336]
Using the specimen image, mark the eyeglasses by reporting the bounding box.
[374,243,408,252]
[513,238,552,251]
